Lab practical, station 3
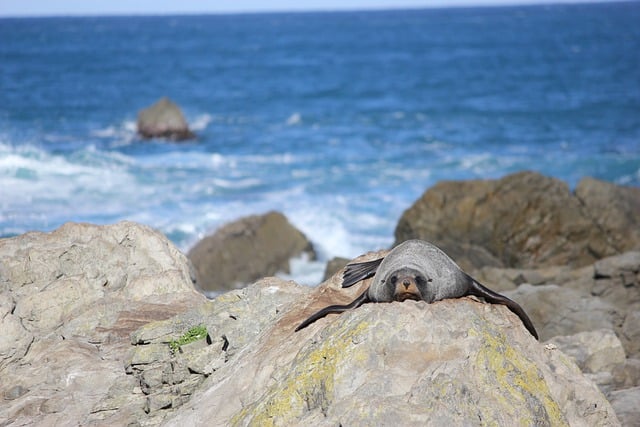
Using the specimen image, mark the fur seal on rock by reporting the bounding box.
[296,239,538,339]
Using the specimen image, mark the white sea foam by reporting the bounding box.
[190,113,213,131]
[279,253,325,286]
[286,112,302,125]
[91,120,137,146]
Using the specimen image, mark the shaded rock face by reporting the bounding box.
[137,97,195,140]
[0,221,205,426]
[395,171,638,270]
[575,177,640,254]
[188,211,316,294]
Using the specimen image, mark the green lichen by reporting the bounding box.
[169,324,208,352]
[231,320,370,426]
[471,328,567,426]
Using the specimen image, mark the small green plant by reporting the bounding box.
[169,324,208,352]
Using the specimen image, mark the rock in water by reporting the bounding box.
[188,211,316,294]
[137,97,195,140]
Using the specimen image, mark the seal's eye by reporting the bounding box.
[389,275,398,285]
[416,275,431,286]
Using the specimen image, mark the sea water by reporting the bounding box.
[1,2,639,284]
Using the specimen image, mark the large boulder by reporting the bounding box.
[575,177,640,254]
[137,97,195,140]
[0,221,204,426]
[188,211,316,294]
[166,267,619,426]
[395,172,639,270]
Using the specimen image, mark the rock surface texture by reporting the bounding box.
[167,258,619,426]
[2,168,639,426]
[188,211,316,294]
[0,221,204,426]
[137,97,195,140]
[395,171,640,270]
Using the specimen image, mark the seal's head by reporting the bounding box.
[386,267,430,302]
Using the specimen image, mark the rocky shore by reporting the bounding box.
[1,171,638,426]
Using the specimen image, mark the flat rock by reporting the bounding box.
[503,284,622,341]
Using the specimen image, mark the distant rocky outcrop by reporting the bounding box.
[188,211,316,294]
[137,97,195,140]
[395,171,640,271]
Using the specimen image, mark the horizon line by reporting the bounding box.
[0,0,629,19]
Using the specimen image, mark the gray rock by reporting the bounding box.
[590,252,640,310]
[188,211,316,293]
[608,387,640,426]
[0,221,204,427]
[137,97,195,140]
[504,284,622,341]
[622,310,640,358]
[472,265,569,292]
[548,329,626,374]
[395,171,630,269]
[547,329,626,394]
[612,358,640,390]
[167,292,619,426]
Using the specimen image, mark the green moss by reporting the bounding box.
[231,320,370,426]
[169,324,208,352]
[471,328,567,426]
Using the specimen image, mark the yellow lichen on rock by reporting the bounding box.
[231,320,370,426]
[471,328,566,427]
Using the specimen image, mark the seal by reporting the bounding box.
[295,239,538,339]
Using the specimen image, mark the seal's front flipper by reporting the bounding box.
[295,289,370,331]
[342,258,384,288]
[466,275,539,340]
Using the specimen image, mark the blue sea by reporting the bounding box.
[1,2,639,284]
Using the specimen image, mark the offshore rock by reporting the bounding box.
[395,171,639,269]
[137,97,195,140]
[188,211,316,294]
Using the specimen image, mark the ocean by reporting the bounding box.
[1,2,639,284]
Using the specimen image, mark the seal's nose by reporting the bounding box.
[403,279,411,289]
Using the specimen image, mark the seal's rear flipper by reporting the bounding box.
[295,289,370,331]
[342,258,384,288]
[466,275,539,340]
